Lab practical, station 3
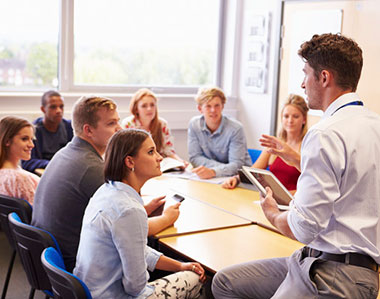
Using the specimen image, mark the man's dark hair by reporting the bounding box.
[41,90,62,107]
[104,129,149,182]
[298,33,363,92]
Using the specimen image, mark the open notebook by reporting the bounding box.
[160,157,185,172]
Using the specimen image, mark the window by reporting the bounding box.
[0,0,223,93]
[72,0,221,92]
[0,0,59,91]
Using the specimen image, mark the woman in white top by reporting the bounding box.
[74,129,205,298]
[0,116,40,204]
[122,88,188,166]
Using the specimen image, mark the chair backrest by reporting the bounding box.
[8,212,61,293]
[41,247,92,299]
[248,148,262,164]
[0,194,32,250]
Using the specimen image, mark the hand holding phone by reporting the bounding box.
[148,194,184,217]
[172,194,185,202]
[149,202,165,217]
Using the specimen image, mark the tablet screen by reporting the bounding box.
[242,166,293,206]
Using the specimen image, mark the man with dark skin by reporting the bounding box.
[22,90,73,173]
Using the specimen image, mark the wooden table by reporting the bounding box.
[144,177,379,299]
[142,178,252,238]
[159,224,303,274]
[144,176,276,231]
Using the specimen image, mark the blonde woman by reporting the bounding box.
[222,94,308,194]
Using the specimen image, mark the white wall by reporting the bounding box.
[237,0,282,149]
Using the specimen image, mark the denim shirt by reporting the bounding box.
[74,181,162,299]
[188,115,251,177]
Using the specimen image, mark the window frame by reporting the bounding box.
[59,0,226,95]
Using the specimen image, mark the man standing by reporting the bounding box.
[22,90,73,173]
[212,34,380,298]
[32,96,179,271]
[188,86,251,179]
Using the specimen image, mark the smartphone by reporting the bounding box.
[149,202,165,217]
[172,194,185,202]
[149,194,185,217]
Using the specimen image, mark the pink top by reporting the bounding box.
[121,115,176,157]
[0,168,40,205]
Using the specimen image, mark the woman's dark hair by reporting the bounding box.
[104,129,149,182]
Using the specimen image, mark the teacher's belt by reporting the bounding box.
[302,246,379,272]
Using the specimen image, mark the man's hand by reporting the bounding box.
[259,134,301,171]
[260,187,296,240]
[260,187,281,222]
[222,176,238,189]
[144,196,166,216]
[192,166,216,179]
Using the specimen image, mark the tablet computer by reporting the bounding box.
[242,166,293,206]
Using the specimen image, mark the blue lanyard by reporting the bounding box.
[333,101,363,115]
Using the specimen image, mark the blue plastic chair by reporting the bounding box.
[41,247,92,299]
[8,212,61,299]
[0,195,32,299]
[248,148,262,164]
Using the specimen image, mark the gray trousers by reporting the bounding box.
[212,248,379,299]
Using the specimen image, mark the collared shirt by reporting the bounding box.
[188,115,251,177]
[121,116,176,157]
[288,93,380,263]
[74,181,162,299]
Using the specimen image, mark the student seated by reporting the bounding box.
[32,96,178,272]
[122,88,187,167]
[74,129,205,298]
[0,116,40,204]
[22,90,73,173]
[188,87,251,179]
[222,94,308,194]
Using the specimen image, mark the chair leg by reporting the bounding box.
[28,287,35,299]
[1,250,16,299]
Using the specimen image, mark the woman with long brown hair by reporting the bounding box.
[122,88,188,166]
[74,129,205,298]
[0,116,40,204]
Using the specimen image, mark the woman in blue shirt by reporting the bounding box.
[74,129,205,298]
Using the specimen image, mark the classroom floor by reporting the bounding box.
[0,230,46,299]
